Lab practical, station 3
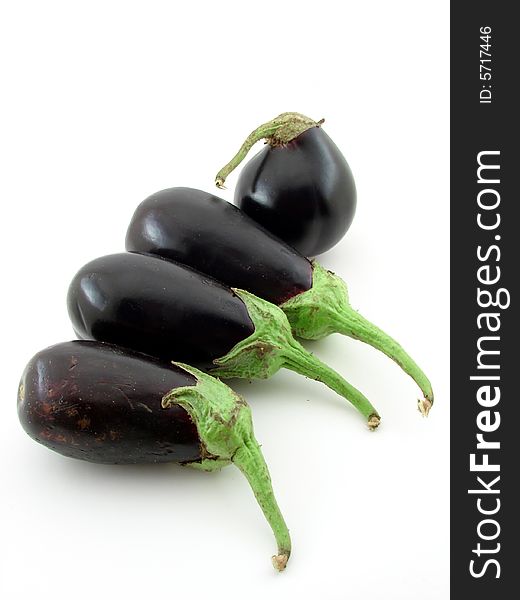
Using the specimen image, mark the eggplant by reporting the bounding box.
[67,253,380,428]
[18,340,291,570]
[125,188,433,416]
[215,112,356,256]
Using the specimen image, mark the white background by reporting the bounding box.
[0,1,449,598]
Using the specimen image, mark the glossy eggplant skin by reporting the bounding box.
[18,341,201,464]
[67,253,254,369]
[234,127,356,257]
[126,187,313,305]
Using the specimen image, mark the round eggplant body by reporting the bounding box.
[235,126,356,256]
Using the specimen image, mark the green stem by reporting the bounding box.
[163,363,291,570]
[282,338,380,429]
[233,439,291,571]
[330,308,433,416]
[281,262,434,416]
[215,112,322,188]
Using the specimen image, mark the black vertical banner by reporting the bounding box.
[451,2,518,598]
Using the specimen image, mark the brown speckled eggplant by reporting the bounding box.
[18,340,201,464]
[17,340,292,569]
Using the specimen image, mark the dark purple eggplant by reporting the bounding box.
[18,340,291,570]
[67,253,380,428]
[125,189,433,416]
[126,187,312,305]
[215,112,356,256]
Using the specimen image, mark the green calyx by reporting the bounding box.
[281,262,434,415]
[281,261,353,340]
[162,363,249,460]
[215,112,323,188]
[161,363,291,571]
[211,290,380,429]
[210,290,291,380]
